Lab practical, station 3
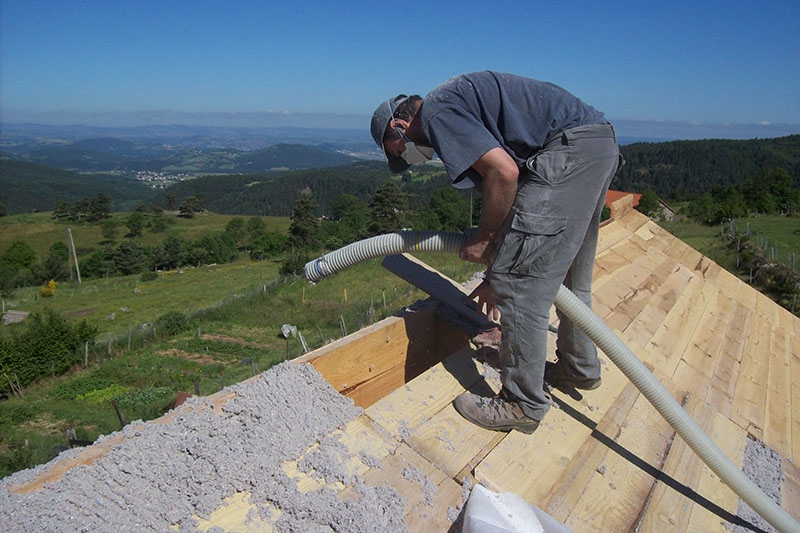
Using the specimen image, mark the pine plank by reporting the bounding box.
[281,416,399,495]
[733,272,759,311]
[659,228,697,263]
[622,258,684,352]
[703,289,750,419]
[683,291,735,378]
[365,346,482,436]
[731,294,771,433]
[764,319,792,458]
[194,492,276,532]
[335,415,399,478]
[715,268,743,300]
[356,441,464,531]
[617,208,651,233]
[633,220,661,242]
[593,347,648,418]
[706,349,740,418]
[474,403,593,504]
[596,220,633,254]
[636,394,717,532]
[472,343,636,504]
[344,363,407,409]
[671,360,712,401]
[544,381,641,524]
[593,276,637,321]
[558,382,677,532]
[406,401,502,479]
[782,457,800,524]
[602,260,666,333]
[647,272,708,377]
[301,313,432,394]
[686,413,746,531]
[610,236,658,267]
[792,336,800,464]
[593,248,635,293]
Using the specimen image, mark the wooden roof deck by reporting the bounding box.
[296,206,799,531]
[7,203,798,531]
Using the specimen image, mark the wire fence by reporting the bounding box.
[722,218,800,273]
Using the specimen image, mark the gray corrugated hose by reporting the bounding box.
[304,231,799,533]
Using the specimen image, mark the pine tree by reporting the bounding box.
[287,189,319,251]
[369,181,408,235]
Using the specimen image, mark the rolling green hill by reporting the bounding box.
[3,135,798,219]
[0,160,156,214]
[155,161,452,217]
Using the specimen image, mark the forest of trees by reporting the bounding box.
[614,134,800,200]
[686,168,799,225]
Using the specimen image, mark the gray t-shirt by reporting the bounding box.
[419,71,606,188]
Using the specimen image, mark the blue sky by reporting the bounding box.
[1,0,798,140]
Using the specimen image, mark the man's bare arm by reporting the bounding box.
[459,147,519,264]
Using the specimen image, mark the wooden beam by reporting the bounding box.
[381,253,494,332]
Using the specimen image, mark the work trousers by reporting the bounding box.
[490,123,622,420]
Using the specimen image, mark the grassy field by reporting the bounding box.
[4,259,282,339]
[0,209,475,477]
[657,218,739,272]
[0,211,289,259]
[732,215,800,270]
[659,213,800,274]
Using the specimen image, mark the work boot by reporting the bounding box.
[453,389,540,434]
[544,360,602,392]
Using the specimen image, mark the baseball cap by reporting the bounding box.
[370,95,410,174]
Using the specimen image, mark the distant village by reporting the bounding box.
[133,170,193,188]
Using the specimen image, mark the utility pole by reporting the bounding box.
[67,228,81,284]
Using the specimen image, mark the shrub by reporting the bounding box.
[54,375,113,400]
[114,387,173,412]
[155,311,189,337]
[77,383,129,404]
[280,249,310,276]
[0,309,82,391]
[0,404,34,425]
[38,279,57,298]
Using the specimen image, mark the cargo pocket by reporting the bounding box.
[491,210,566,278]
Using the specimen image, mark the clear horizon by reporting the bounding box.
[2,113,799,144]
[2,1,798,141]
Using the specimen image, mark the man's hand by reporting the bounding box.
[459,227,496,265]
[466,278,500,322]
